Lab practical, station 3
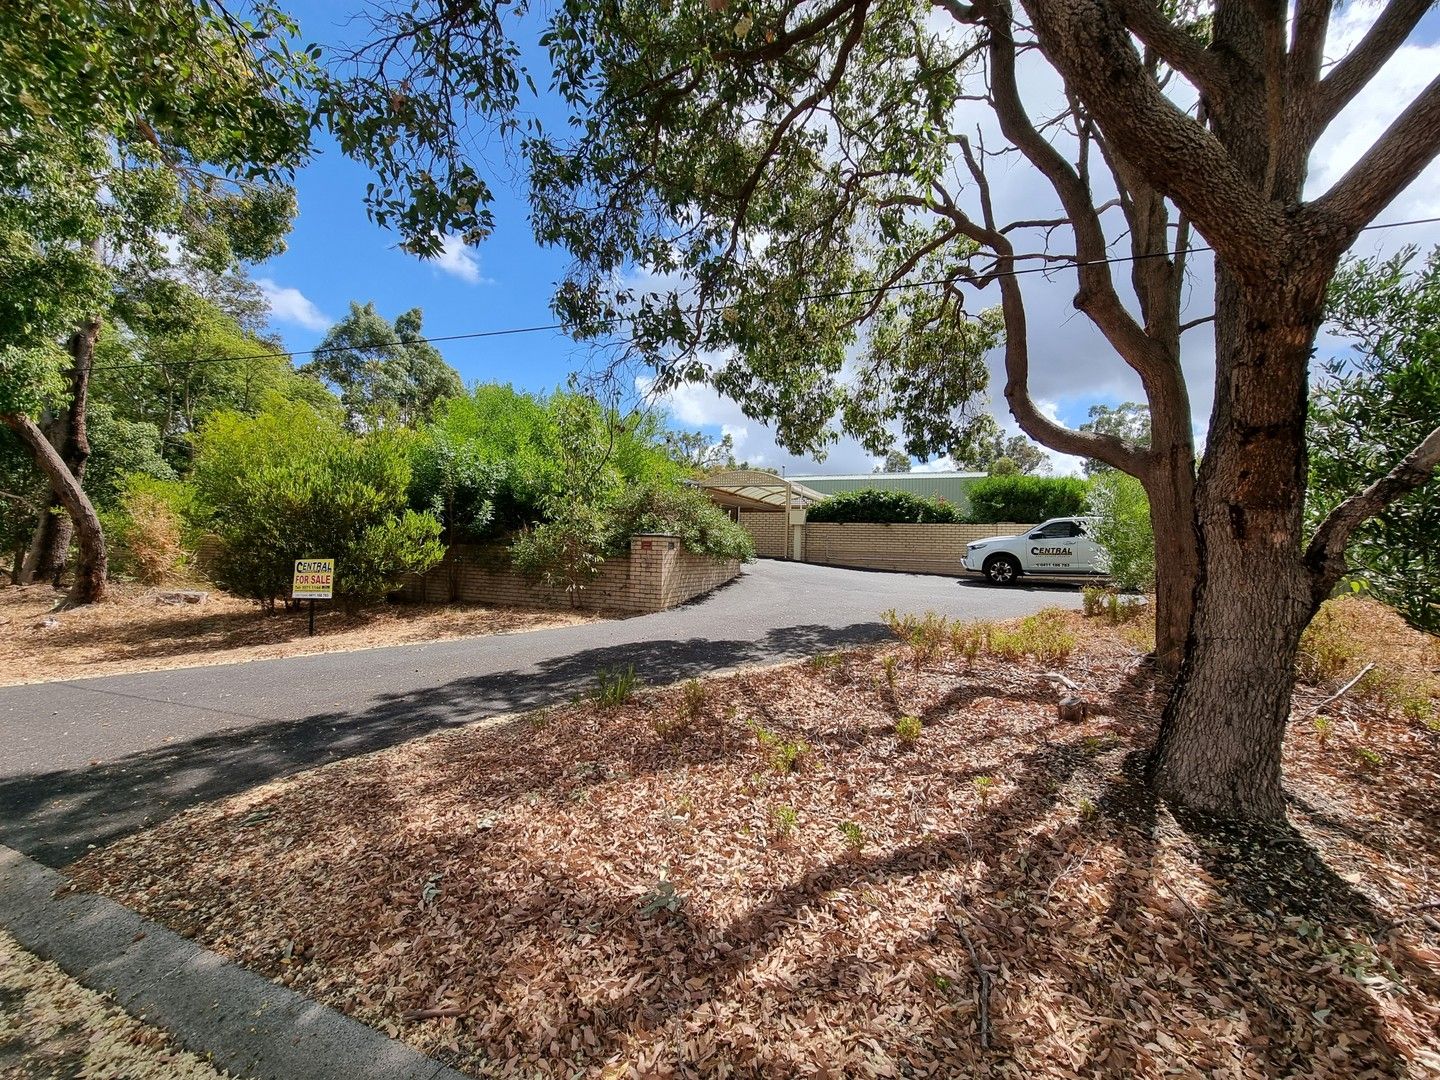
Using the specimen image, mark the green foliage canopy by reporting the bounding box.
[1309,246,1440,633]
[189,400,443,608]
[304,303,463,430]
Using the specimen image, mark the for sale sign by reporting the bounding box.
[292,558,335,600]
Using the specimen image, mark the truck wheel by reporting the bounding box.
[984,554,1021,585]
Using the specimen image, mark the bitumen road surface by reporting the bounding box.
[0,560,1081,866]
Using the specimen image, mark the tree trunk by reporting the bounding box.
[18,317,101,586]
[1147,261,1332,819]
[2,413,108,607]
[1144,455,1199,676]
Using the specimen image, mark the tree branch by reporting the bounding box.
[1314,0,1434,133]
[1311,73,1440,238]
[980,2,1171,379]
[1012,0,1285,275]
[1305,422,1440,600]
[1112,0,1226,100]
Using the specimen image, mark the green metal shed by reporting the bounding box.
[787,471,986,513]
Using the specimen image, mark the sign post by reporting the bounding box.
[291,558,334,636]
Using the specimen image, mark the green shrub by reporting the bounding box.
[1085,471,1155,592]
[190,402,444,610]
[965,475,1087,523]
[895,715,922,744]
[603,481,755,561]
[806,488,963,524]
[591,664,641,708]
[987,610,1077,664]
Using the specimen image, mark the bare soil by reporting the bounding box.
[69,603,1440,1078]
[0,929,227,1079]
[0,583,595,686]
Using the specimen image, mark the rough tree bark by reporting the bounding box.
[18,316,102,588]
[1012,0,1440,818]
[2,412,108,608]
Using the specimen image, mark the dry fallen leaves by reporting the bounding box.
[0,582,594,686]
[69,608,1440,1078]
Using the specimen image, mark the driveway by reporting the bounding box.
[0,560,1079,865]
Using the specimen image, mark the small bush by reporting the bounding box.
[988,610,1077,665]
[965,474,1087,524]
[880,654,900,689]
[751,722,810,773]
[1084,471,1155,592]
[603,481,756,561]
[838,821,866,851]
[1313,715,1334,746]
[806,488,963,524]
[769,804,799,838]
[591,665,640,709]
[1298,604,1363,683]
[895,715,922,744]
[949,621,987,665]
[973,775,997,807]
[114,487,186,584]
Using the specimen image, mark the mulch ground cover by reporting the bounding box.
[69,600,1440,1078]
[0,582,592,686]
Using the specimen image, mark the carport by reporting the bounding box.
[697,469,822,560]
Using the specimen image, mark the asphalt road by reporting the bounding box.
[0,560,1081,865]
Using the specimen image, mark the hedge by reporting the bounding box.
[965,475,1087,523]
[805,488,964,524]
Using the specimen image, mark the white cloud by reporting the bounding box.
[427,235,495,285]
[257,278,331,332]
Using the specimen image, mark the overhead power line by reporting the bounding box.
[90,214,1440,376]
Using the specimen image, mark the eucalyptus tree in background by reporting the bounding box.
[321,0,1440,822]
[304,303,463,431]
[0,0,316,605]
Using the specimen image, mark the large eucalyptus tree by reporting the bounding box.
[1,0,314,604]
[328,0,1440,821]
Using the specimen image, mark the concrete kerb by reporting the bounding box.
[0,845,469,1080]
[0,651,887,1078]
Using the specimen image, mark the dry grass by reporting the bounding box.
[0,582,595,686]
[0,929,227,1079]
[68,607,1440,1078]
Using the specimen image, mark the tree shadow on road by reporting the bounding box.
[0,621,887,867]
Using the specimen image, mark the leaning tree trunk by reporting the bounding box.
[18,317,101,586]
[1146,262,1333,819]
[2,413,108,607]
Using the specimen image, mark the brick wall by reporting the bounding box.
[738,511,788,558]
[397,533,740,613]
[802,522,1035,576]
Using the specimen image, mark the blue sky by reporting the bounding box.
[252,2,1440,475]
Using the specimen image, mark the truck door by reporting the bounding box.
[1026,519,1083,571]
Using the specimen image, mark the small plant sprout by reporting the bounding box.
[639,874,683,916]
[769,804,799,838]
[750,721,810,773]
[838,820,865,851]
[895,715,922,745]
[881,654,899,690]
[1078,797,1098,822]
[682,678,707,718]
[807,651,844,673]
[1313,714,1334,746]
[973,775,997,808]
[591,664,641,709]
[1356,746,1383,770]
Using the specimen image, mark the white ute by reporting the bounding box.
[962,517,1104,585]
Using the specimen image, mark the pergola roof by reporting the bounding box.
[697,469,824,512]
